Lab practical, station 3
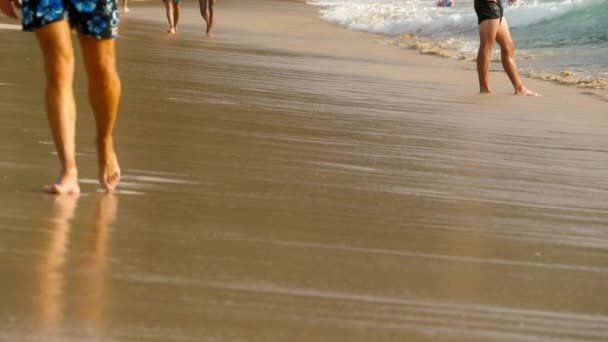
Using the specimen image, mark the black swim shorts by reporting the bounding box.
[474,0,503,25]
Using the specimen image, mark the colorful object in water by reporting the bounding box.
[437,0,454,7]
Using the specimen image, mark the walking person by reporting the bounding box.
[164,0,181,34]
[198,0,215,37]
[0,0,122,194]
[474,0,539,95]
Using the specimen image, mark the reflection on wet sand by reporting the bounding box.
[79,194,118,332]
[35,195,117,340]
[36,196,77,337]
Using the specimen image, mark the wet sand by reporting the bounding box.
[1,0,608,340]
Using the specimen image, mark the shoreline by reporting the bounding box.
[305,0,608,100]
[386,33,608,100]
[2,0,606,100]
[110,0,608,102]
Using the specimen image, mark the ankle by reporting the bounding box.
[515,84,527,92]
[61,167,79,178]
[96,136,114,147]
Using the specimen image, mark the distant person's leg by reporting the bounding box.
[495,18,539,96]
[206,0,216,37]
[173,0,181,32]
[199,0,216,37]
[477,18,500,94]
[199,0,208,34]
[207,0,215,37]
[165,0,176,34]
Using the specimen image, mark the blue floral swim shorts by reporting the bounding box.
[22,0,120,39]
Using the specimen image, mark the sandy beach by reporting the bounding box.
[1,0,608,340]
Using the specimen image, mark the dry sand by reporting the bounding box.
[1,0,607,340]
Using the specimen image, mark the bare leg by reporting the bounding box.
[122,0,129,13]
[78,34,121,192]
[476,19,499,94]
[206,0,216,37]
[35,21,80,195]
[173,1,180,32]
[199,0,216,37]
[199,0,208,33]
[495,18,539,96]
[164,0,175,34]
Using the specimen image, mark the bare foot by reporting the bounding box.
[44,169,80,195]
[479,86,492,95]
[167,27,176,34]
[97,138,121,192]
[122,7,129,13]
[515,87,540,96]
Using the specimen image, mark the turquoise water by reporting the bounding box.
[309,0,608,92]
[513,0,607,77]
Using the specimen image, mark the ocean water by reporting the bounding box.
[308,0,608,95]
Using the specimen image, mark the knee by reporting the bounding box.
[44,52,74,88]
[479,41,494,53]
[502,41,515,56]
[88,59,119,85]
